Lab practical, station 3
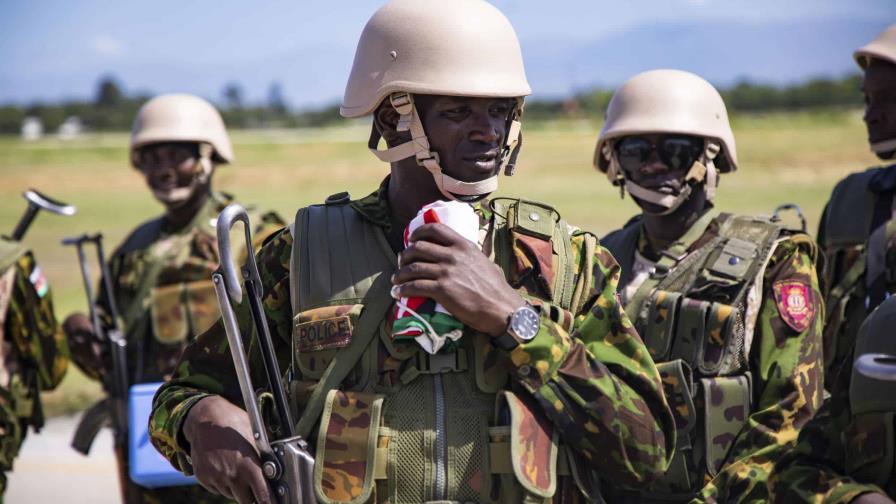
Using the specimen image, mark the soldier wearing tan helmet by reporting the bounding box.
[771,25,896,504]
[62,94,284,504]
[147,1,676,503]
[595,69,824,503]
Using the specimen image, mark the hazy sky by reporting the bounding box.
[1,1,891,108]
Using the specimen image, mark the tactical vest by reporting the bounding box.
[286,195,600,504]
[820,166,896,387]
[602,211,788,501]
[843,297,896,494]
[115,194,268,382]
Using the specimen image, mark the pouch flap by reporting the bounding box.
[708,237,756,281]
[701,302,736,372]
[314,390,384,504]
[184,279,220,337]
[150,283,188,344]
[498,390,558,498]
[512,200,557,241]
[701,374,752,477]
[655,359,697,437]
[642,290,682,361]
[671,298,710,365]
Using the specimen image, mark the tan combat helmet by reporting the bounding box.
[130,94,233,204]
[594,69,737,214]
[130,93,233,167]
[341,0,531,200]
[855,24,896,155]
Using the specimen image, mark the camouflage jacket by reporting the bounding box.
[768,167,896,503]
[73,191,284,384]
[601,212,824,504]
[150,178,677,501]
[0,240,69,488]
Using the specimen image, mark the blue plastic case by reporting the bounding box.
[128,382,198,488]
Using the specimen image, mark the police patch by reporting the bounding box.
[296,315,353,352]
[772,279,815,333]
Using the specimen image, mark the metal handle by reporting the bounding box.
[11,189,77,241]
[855,353,896,381]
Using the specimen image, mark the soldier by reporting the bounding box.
[594,69,824,503]
[0,238,69,497]
[148,1,676,503]
[62,94,284,504]
[770,25,896,504]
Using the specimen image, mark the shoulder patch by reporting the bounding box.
[772,279,815,332]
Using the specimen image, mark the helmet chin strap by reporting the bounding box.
[151,143,214,207]
[368,92,523,201]
[871,138,896,156]
[606,141,721,216]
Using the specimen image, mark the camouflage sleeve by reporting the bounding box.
[149,227,295,473]
[695,236,825,503]
[769,400,884,503]
[506,232,676,486]
[4,251,69,390]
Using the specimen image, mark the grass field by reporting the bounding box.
[0,109,881,416]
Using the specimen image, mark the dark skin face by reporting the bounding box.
[862,59,896,160]
[619,134,711,251]
[136,142,214,227]
[181,95,527,504]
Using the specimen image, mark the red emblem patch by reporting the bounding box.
[772,280,815,332]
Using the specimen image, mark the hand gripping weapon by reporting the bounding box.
[8,189,76,241]
[63,233,138,503]
[213,204,317,504]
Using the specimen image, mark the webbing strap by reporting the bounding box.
[625,209,717,324]
[295,272,393,439]
[865,219,896,310]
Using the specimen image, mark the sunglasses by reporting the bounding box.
[614,135,704,173]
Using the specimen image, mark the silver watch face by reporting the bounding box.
[510,306,540,341]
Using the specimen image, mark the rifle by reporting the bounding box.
[63,233,139,503]
[213,204,316,504]
[7,189,76,241]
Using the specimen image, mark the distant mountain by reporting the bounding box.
[522,18,890,98]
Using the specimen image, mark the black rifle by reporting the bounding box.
[63,233,139,503]
[7,189,76,241]
[213,204,316,504]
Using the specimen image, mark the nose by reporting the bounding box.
[469,111,501,144]
[638,150,669,175]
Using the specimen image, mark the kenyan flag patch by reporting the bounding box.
[29,265,49,298]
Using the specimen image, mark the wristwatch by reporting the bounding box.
[494,304,540,351]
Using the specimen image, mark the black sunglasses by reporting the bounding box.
[614,135,704,173]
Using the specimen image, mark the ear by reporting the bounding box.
[374,103,405,147]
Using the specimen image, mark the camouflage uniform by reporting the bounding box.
[150,178,678,503]
[599,210,824,504]
[768,165,896,503]
[72,192,283,504]
[0,239,69,496]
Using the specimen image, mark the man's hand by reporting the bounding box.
[62,312,107,379]
[852,493,896,504]
[183,395,273,504]
[392,223,525,337]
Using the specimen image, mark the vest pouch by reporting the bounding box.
[294,304,364,379]
[704,238,757,284]
[844,412,895,488]
[641,290,682,361]
[149,283,189,344]
[314,389,384,504]
[670,299,711,365]
[645,359,700,496]
[490,391,558,503]
[700,302,736,372]
[183,279,220,337]
[700,373,752,477]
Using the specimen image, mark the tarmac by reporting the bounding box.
[6,414,119,503]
